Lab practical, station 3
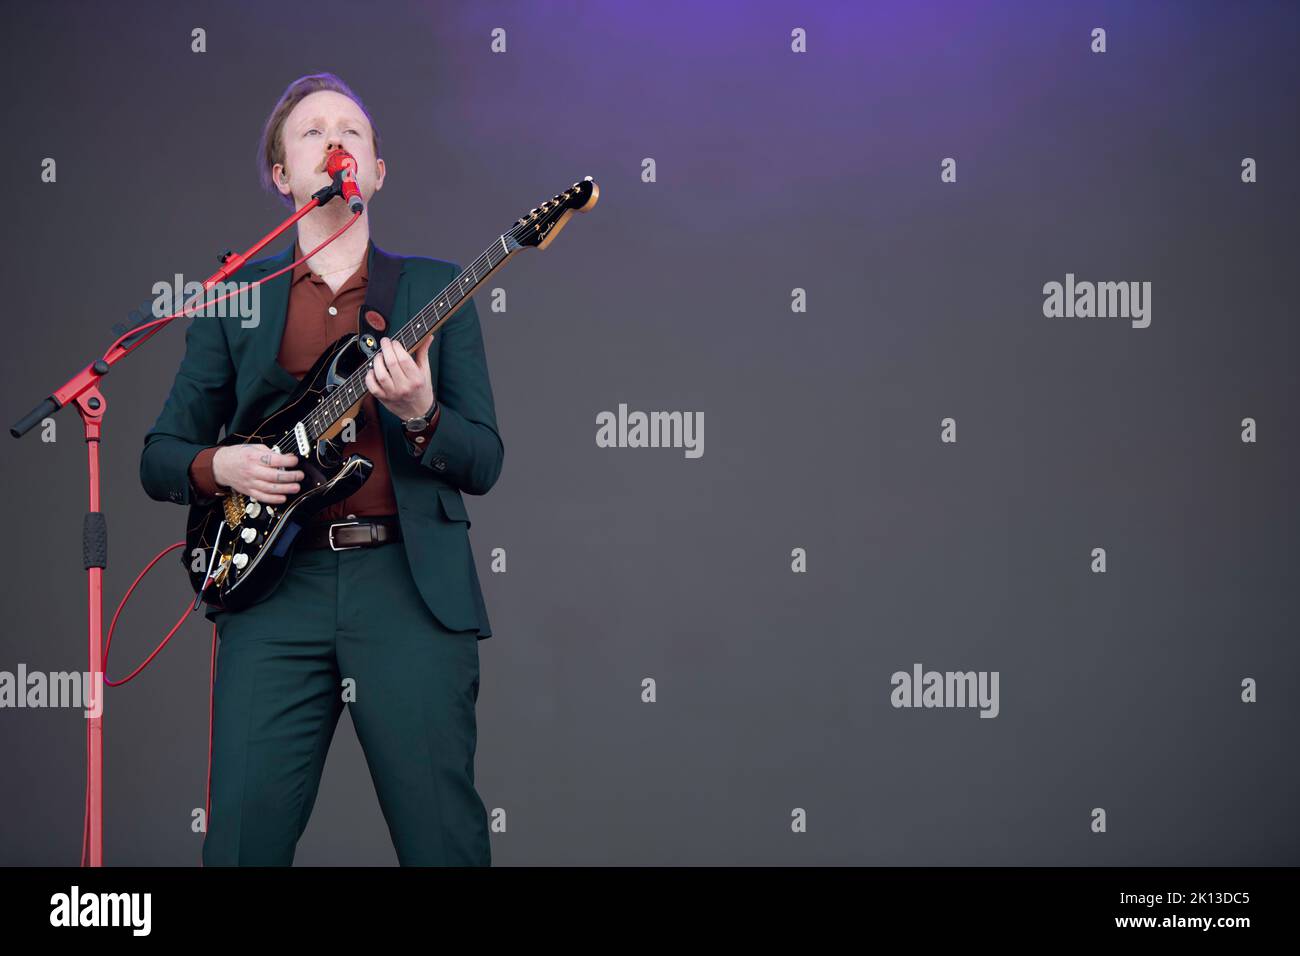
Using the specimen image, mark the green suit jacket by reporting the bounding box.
[139,240,503,638]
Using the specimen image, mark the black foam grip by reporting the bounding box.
[10,397,59,438]
[83,512,107,570]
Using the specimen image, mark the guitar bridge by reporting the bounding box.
[222,493,246,528]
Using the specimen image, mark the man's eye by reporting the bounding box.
[305,129,320,136]
[345,129,359,135]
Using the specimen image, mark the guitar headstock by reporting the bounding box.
[508,176,599,251]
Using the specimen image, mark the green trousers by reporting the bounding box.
[202,537,490,866]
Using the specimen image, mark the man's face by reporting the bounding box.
[273,89,385,210]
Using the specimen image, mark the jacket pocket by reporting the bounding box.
[436,486,471,527]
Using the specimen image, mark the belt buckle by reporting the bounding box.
[327,520,363,551]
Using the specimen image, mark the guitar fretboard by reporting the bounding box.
[298,232,519,444]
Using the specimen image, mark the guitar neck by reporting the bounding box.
[303,234,518,442]
[391,235,515,355]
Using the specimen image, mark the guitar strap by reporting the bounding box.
[357,242,405,342]
[346,243,407,439]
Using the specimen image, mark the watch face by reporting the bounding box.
[405,418,427,433]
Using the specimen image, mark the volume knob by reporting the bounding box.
[231,553,249,570]
[244,501,262,519]
[241,527,257,543]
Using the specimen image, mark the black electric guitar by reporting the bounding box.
[186,176,599,611]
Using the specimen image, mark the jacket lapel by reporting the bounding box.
[248,243,299,396]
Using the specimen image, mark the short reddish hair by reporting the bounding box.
[257,72,381,206]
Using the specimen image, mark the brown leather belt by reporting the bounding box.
[299,516,402,551]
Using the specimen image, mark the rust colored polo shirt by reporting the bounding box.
[188,242,439,519]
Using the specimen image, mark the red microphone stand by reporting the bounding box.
[10,166,359,866]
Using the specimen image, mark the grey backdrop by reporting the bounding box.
[2,0,1297,865]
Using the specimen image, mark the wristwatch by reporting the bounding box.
[403,398,440,433]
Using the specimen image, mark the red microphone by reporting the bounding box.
[325,148,364,214]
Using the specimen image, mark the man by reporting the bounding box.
[139,72,502,866]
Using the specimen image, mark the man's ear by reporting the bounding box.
[272,163,292,198]
[373,157,386,193]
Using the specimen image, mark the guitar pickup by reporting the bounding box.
[293,422,309,456]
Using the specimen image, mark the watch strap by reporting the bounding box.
[404,397,439,431]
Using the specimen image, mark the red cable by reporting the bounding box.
[205,622,216,868]
[100,209,362,361]
[101,542,191,686]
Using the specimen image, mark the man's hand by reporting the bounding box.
[367,335,435,422]
[212,444,303,504]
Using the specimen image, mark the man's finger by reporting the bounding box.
[248,446,297,468]
[391,345,417,373]
[372,352,394,391]
[252,467,304,484]
[391,353,420,391]
[382,338,415,389]
[248,488,288,504]
[250,479,299,496]
[413,335,433,369]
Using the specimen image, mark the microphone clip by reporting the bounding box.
[310,167,365,215]
[310,168,348,207]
